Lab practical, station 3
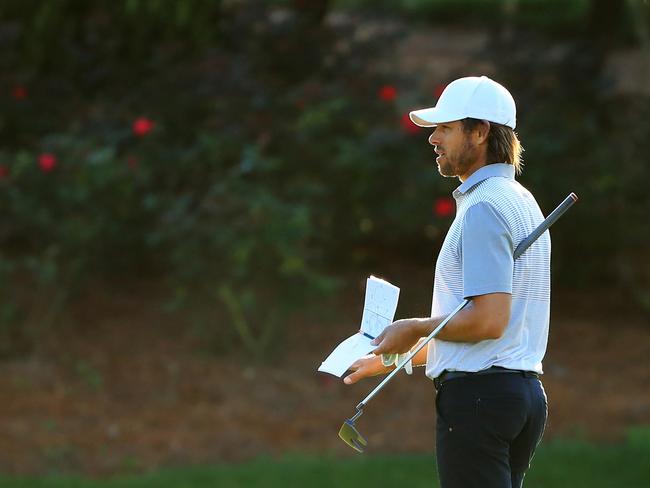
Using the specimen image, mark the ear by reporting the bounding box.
[474,120,490,145]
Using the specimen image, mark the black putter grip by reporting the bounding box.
[513,193,578,260]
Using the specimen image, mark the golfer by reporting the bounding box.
[344,76,550,488]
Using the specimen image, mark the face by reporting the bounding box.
[428,121,481,180]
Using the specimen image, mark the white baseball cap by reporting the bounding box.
[409,76,517,129]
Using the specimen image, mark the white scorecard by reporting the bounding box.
[318,276,400,377]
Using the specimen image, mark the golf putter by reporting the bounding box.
[339,192,578,453]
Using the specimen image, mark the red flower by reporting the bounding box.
[434,83,447,99]
[132,117,154,137]
[38,153,57,173]
[400,113,420,135]
[378,85,397,102]
[11,86,27,100]
[434,197,455,217]
[0,164,9,179]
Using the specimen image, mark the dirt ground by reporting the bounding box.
[0,275,649,476]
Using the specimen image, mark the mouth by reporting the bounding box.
[435,148,445,162]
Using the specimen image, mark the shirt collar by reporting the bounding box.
[453,163,515,198]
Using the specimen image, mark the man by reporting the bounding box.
[344,76,550,488]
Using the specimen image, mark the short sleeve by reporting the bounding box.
[461,202,514,299]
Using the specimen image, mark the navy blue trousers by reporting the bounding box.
[435,372,547,488]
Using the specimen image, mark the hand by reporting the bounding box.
[343,354,393,385]
[371,318,428,355]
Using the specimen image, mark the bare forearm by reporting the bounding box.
[419,294,511,343]
[346,295,509,385]
[371,294,509,357]
[400,314,491,369]
[417,308,494,342]
[410,338,429,366]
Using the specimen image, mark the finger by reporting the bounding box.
[343,370,361,385]
[371,331,385,346]
[372,341,388,355]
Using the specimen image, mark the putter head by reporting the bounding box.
[338,419,368,453]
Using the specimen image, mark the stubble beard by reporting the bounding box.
[437,138,478,178]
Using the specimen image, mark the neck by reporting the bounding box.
[458,157,488,182]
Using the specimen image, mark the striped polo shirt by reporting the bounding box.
[426,163,551,380]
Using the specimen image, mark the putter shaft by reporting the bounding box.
[350,405,364,422]
[351,193,578,415]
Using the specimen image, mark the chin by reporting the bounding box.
[437,164,456,178]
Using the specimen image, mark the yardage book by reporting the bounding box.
[318,276,400,377]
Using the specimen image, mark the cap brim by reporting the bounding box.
[409,107,459,127]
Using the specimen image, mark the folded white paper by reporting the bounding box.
[318,276,400,377]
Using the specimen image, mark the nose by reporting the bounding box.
[428,129,440,146]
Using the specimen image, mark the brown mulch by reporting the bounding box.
[0,278,649,476]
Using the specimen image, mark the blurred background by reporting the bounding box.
[0,0,649,486]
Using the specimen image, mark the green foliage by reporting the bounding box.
[333,0,591,33]
[489,33,650,304]
[0,0,647,358]
[0,0,459,358]
[2,427,650,486]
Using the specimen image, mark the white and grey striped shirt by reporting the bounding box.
[426,163,551,380]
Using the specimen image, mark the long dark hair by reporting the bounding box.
[462,118,524,174]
